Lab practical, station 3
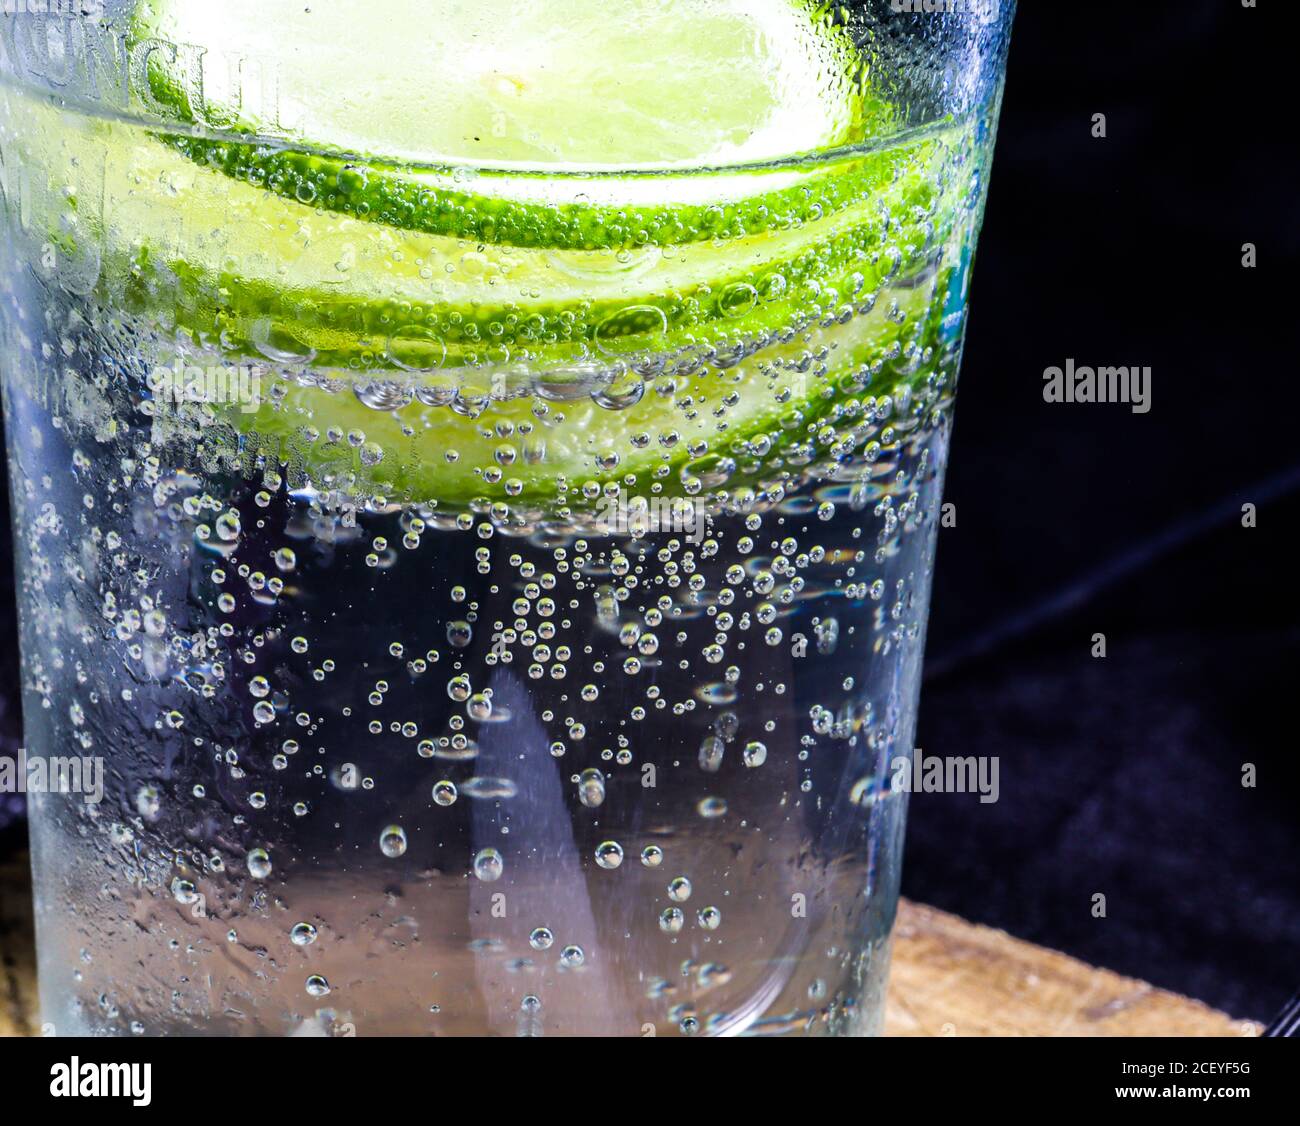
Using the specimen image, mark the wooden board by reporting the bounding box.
[0,854,38,1038]
[885,900,1258,1037]
[0,854,1258,1037]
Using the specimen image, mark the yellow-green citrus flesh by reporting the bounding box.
[3,0,976,516]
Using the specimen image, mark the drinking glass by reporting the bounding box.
[0,0,1014,1035]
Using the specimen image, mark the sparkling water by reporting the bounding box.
[0,3,1006,1035]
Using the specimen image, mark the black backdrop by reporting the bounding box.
[0,1,1295,1023]
[906,0,1298,1022]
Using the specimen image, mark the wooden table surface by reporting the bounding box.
[0,853,1256,1038]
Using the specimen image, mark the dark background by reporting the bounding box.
[906,0,1298,1022]
[1,1,1296,1023]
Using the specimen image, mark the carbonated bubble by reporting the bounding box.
[594,841,624,869]
[379,825,408,858]
[578,768,606,808]
[473,848,504,882]
[697,906,722,930]
[305,975,330,997]
[659,908,684,934]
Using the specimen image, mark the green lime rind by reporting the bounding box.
[147,134,910,254]
[142,163,946,375]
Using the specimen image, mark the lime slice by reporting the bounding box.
[213,279,947,513]
[135,0,866,169]
[4,2,970,513]
[130,0,899,249]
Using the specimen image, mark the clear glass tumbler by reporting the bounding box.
[0,0,1013,1036]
